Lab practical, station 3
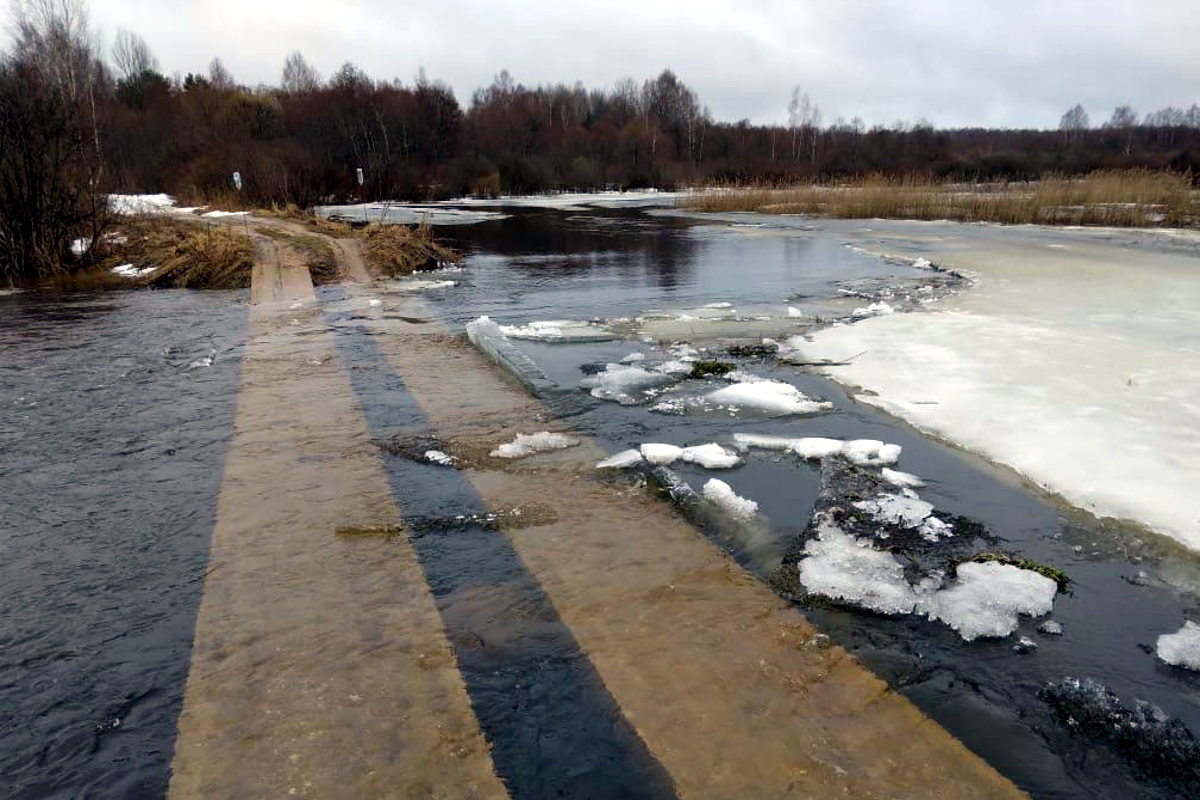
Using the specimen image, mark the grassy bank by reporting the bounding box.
[686,170,1197,227]
[95,217,255,289]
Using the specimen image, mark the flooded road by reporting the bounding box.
[3,203,1200,798]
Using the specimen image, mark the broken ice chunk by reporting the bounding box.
[640,443,685,465]
[1157,620,1200,671]
[919,562,1057,642]
[596,449,644,469]
[702,478,759,518]
[490,432,579,458]
[882,467,925,488]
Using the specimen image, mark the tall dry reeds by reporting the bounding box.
[686,170,1195,227]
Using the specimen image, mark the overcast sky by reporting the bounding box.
[16,0,1200,129]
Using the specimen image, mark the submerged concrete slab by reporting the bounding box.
[170,301,505,797]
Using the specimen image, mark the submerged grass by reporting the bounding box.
[364,220,459,277]
[688,170,1196,227]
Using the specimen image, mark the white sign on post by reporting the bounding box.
[356,168,364,187]
[232,171,243,191]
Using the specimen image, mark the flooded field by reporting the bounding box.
[3,201,1200,799]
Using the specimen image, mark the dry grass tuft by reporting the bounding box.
[98,217,255,289]
[687,170,1195,227]
[364,221,459,277]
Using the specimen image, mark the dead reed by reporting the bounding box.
[686,170,1195,227]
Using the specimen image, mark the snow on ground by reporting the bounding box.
[423,190,683,211]
[1157,621,1200,670]
[797,227,1200,551]
[703,478,759,518]
[798,513,1057,641]
[111,264,156,278]
[490,431,578,458]
[202,210,248,218]
[109,193,177,214]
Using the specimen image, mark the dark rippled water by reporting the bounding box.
[0,290,247,799]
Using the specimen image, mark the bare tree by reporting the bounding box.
[1105,105,1138,129]
[281,50,320,93]
[111,27,156,81]
[207,56,233,89]
[1059,103,1089,143]
[1,0,108,284]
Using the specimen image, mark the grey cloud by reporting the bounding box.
[20,0,1200,129]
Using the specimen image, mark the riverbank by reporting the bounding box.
[58,196,459,291]
[685,170,1198,227]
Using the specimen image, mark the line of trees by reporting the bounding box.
[99,43,1200,205]
[4,0,1200,284]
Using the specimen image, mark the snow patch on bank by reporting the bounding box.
[111,263,156,278]
[798,232,1200,551]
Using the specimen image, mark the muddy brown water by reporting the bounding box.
[1,206,1198,799]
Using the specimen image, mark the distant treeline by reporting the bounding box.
[3,0,1200,283]
[107,55,1200,205]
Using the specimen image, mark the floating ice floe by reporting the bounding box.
[704,380,831,416]
[581,364,677,404]
[490,431,578,458]
[500,319,615,342]
[703,478,759,518]
[638,442,740,469]
[619,352,645,364]
[841,439,902,466]
[111,263,156,278]
[733,433,900,464]
[1157,621,1200,671]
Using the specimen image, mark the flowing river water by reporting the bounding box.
[2,203,1200,799]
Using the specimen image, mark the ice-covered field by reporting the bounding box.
[792,220,1200,551]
